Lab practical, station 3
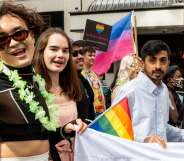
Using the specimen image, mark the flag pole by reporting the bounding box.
[131,11,139,57]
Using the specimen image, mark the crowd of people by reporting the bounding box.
[0,2,183,161]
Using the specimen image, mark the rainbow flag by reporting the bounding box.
[89,97,134,140]
[93,12,134,75]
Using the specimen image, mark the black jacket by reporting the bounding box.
[77,72,95,121]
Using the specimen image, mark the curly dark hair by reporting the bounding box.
[0,2,45,36]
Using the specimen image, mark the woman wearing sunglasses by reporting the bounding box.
[0,3,86,161]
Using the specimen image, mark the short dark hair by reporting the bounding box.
[140,40,171,60]
[82,46,96,55]
[0,2,44,36]
[72,40,87,47]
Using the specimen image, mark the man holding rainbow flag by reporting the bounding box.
[74,40,184,161]
[113,40,184,145]
[74,12,184,160]
[91,11,184,145]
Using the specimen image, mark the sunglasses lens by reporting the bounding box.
[13,30,29,41]
[72,49,83,57]
[0,30,29,49]
[72,51,78,57]
[79,49,83,55]
[0,35,10,49]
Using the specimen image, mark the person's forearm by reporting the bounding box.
[167,124,184,142]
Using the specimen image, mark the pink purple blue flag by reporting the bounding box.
[93,12,134,75]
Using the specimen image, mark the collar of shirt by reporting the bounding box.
[137,72,164,95]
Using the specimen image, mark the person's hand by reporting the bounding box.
[55,139,72,153]
[64,118,88,134]
[167,78,175,89]
[144,135,167,149]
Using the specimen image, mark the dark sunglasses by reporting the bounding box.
[0,29,29,49]
[71,49,83,57]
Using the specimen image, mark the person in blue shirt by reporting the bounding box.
[113,40,184,148]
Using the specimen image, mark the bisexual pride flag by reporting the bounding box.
[89,97,134,140]
[93,12,134,75]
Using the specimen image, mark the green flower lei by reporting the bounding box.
[0,61,59,131]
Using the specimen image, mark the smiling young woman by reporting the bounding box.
[33,27,88,161]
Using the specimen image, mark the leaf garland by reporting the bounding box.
[0,61,59,131]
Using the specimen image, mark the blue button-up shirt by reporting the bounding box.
[113,72,184,142]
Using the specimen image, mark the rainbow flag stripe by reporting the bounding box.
[89,97,134,140]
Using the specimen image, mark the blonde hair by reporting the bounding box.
[116,54,142,86]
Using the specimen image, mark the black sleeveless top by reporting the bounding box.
[0,65,49,141]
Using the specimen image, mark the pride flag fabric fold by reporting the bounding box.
[75,128,184,161]
[93,12,134,75]
[89,97,134,140]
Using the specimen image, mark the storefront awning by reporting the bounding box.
[88,0,184,12]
